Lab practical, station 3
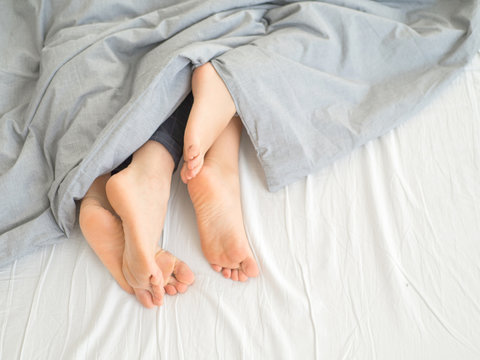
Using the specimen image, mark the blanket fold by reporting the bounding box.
[1,0,479,266]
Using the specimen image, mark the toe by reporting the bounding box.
[184,143,200,162]
[174,283,189,293]
[150,270,164,287]
[222,268,232,279]
[134,289,156,308]
[155,252,195,295]
[231,269,239,281]
[238,271,248,282]
[166,277,189,294]
[180,163,189,183]
[189,165,202,179]
[152,292,163,307]
[151,282,165,302]
[211,264,222,272]
[185,169,195,180]
[173,260,195,285]
[187,155,203,170]
[241,257,259,278]
[185,165,201,180]
[164,284,177,296]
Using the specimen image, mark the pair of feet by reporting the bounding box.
[79,63,259,308]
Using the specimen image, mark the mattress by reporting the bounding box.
[1,53,479,359]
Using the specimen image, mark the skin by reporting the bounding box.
[79,61,259,309]
[79,146,195,308]
[181,63,259,280]
[105,141,175,305]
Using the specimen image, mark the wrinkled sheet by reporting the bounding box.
[1,54,479,359]
[0,0,479,266]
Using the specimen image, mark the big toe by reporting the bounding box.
[165,260,195,294]
[241,256,259,278]
[155,250,194,294]
[184,142,200,163]
[173,259,195,286]
[155,250,176,275]
[134,288,157,309]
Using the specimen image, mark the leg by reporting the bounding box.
[181,62,237,182]
[187,116,259,281]
[104,94,192,305]
[79,174,194,308]
[80,175,132,294]
[106,141,185,305]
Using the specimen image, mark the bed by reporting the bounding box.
[1,47,479,359]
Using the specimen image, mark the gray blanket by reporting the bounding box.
[1,0,479,266]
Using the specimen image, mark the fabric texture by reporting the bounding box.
[1,54,480,358]
[148,92,192,171]
[112,92,193,174]
[0,0,479,265]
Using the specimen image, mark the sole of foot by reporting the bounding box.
[187,159,259,281]
[80,179,194,308]
[105,165,171,304]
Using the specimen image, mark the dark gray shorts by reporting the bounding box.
[112,93,193,174]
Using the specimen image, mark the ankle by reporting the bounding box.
[124,160,172,191]
[132,141,175,173]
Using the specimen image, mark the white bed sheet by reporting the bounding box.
[1,53,480,360]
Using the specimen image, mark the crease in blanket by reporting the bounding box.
[0,0,479,266]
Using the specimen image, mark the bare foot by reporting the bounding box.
[187,159,259,281]
[105,141,178,304]
[80,175,195,308]
[181,62,237,183]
